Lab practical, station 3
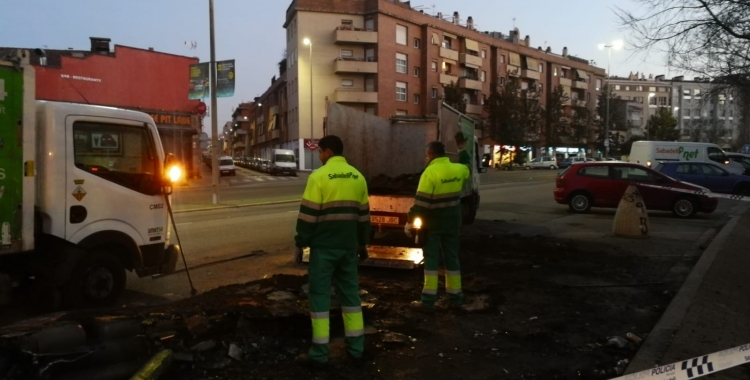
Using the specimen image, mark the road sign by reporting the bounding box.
[742,144,750,154]
[305,139,318,151]
[196,101,207,116]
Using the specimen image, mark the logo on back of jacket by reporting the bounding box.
[328,172,359,180]
[441,177,461,184]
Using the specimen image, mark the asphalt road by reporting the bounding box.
[123,170,738,306]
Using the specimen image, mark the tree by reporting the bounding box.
[443,81,466,113]
[484,79,542,167]
[647,107,680,141]
[594,84,628,154]
[543,85,569,148]
[689,117,726,144]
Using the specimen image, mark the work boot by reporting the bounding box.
[409,300,435,314]
[296,353,327,369]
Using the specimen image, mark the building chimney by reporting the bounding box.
[148,47,154,51]
[467,16,474,30]
[545,46,551,53]
[437,12,442,20]
[453,12,459,25]
[89,37,111,54]
[510,29,520,44]
[562,46,568,57]
[525,35,530,47]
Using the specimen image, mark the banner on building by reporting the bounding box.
[188,62,210,100]
[216,59,235,98]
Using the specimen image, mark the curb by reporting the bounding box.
[624,202,750,374]
[173,199,301,214]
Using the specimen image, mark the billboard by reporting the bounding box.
[189,60,235,100]
[0,68,22,245]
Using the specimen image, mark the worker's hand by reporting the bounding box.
[293,247,304,264]
[404,222,413,238]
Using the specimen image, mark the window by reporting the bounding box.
[700,163,726,176]
[500,55,506,63]
[396,110,408,116]
[396,53,407,73]
[658,97,668,106]
[648,86,656,92]
[341,49,353,58]
[414,94,420,104]
[481,49,487,59]
[431,87,438,98]
[694,89,701,97]
[554,67,559,77]
[365,18,375,31]
[707,147,727,163]
[636,86,643,91]
[538,63,543,72]
[431,60,438,72]
[539,83,544,93]
[341,79,354,87]
[414,38,421,49]
[521,81,529,90]
[396,25,407,45]
[341,19,353,27]
[615,167,655,182]
[414,67,421,77]
[684,109,691,117]
[443,36,453,49]
[615,85,621,91]
[578,165,610,178]
[500,77,506,85]
[649,96,657,105]
[396,81,407,101]
[73,121,160,195]
[481,71,486,82]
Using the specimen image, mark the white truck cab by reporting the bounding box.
[218,156,236,176]
[269,149,297,176]
[629,141,743,175]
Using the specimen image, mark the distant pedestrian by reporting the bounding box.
[405,141,470,312]
[294,135,371,367]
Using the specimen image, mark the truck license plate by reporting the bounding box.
[371,216,399,225]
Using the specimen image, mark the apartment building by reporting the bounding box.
[670,76,740,148]
[609,73,674,138]
[277,0,606,168]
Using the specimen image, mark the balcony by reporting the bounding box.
[459,77,483,91]
[460,53,482,68]
[522,69,540,80]
[465,103,483,115]
[335,28,378,44]
[272,130,280,140]
[440,73,459,85]
[269,106,279,116]
[257,134,266,144]
[577,100,588,107]
[332,89,378,104]
[573,80,588,89]
[334,58,378,74]
[507,65,521,77]
[559,78,572,87]
[440,47,459,61]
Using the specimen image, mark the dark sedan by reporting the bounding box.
[655,162,750,195]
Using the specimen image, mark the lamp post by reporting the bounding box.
[598,40,624,157]
[209,0,220,204]
[303,38,314,170]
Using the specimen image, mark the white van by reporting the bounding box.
[269,149,297,176]
[218,156,236,176]
[629,141,744,174]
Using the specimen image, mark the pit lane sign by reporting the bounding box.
[305,139,319,151]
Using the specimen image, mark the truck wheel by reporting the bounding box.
[64,252,126,307]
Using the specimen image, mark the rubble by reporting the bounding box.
[190,340,217,352]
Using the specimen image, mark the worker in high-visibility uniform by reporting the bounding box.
[405,141,470,311]
[294,135,371,367]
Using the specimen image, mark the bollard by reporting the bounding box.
[612,185,650,239]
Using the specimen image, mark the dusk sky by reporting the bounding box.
[1,0,670,135]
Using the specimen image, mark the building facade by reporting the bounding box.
[275,0,605,168]
[609,73,674,141]
[0,38,204,178]
[670,76,739,148]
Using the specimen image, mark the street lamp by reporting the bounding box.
[598,40,624,157]
[303,37,314,170]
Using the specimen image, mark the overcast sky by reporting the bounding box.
[1,0,668,134]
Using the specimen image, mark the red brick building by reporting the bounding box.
[1,38,204,178]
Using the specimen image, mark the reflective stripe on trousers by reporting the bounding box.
[342,306,364,337]
[446,270,462,294]
[310,311,330,344]
[423,270,439,295]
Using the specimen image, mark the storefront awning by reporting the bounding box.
[443,58,458,66]
[509,53,521,67]
[268,115,277,132]
[576,69,589,81]
[432,33,439,44]
[443,31,457,39]
[465,39,479,52]
[525,57,538,71]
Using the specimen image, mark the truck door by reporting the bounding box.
[66,118,168,249]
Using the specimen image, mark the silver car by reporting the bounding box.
[525,156,558,170]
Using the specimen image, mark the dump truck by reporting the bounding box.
[324,102,487,268]
[0,50,182,308]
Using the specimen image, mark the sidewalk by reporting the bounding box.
[625,203,750,379]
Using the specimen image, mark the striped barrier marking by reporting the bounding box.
[637,183,750,202]
[612,343,750,380]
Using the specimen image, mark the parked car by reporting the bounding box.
[655,162,750,195]
[218,156,236,176]
[260,159,270,172]
[554,162,718,218]
[559,157,596,169]
[725,153,750,175]
[525,156,558,170]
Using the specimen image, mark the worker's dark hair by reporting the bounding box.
[319,135,344,155]
[427,141,446,156]
[454,131,467,144]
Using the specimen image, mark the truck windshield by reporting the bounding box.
[275,154,295,163]
[220,159,233,166]
[707,147,728,164]
[73,121,159,195]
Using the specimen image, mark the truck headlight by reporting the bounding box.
[646,161,652,168]
[168,165,182,183]
[413,217,423,230]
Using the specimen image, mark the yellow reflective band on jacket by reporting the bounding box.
[295,156,371,249]
[409,157,470,230]
[342,306,365,337]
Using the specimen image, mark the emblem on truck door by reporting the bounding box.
[72,186,87,201]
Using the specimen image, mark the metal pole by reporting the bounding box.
[309,42,314,171]
[605,47,611,158]
[209,0,220,204]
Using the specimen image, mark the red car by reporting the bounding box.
[553,162,718,218]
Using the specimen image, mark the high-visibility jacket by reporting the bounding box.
[295,156,371,249]
[408,157,470,232]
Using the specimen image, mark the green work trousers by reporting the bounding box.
[421,229,464,308]
[308,248,365,363]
